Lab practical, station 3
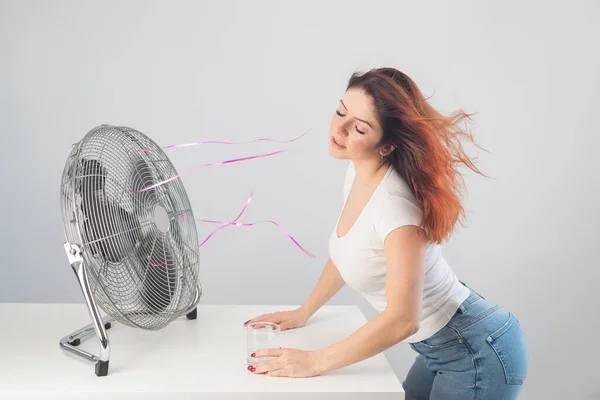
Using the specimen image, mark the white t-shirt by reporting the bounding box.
[328,161,470,343]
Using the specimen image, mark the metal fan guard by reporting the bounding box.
[60,124,201,330]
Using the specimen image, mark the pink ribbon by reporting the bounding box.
[147,255,162,267]
[146,190,314,267]
[200,218,315,258]
[138,129,311,152]
[138,128,315,266]
[128,149,289,193]
[181,190,315,258]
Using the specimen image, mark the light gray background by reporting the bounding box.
[1,1,598,398]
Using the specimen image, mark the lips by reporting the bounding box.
[332,136,346,148]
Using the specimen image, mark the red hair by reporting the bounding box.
[347,68,490,244]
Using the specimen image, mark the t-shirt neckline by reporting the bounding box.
[334,164,394,240]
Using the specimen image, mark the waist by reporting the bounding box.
[447,281,499,330]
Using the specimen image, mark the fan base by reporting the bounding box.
[95,360,109,377]
[186,308,197,320]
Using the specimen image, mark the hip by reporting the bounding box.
[409,283,529,385]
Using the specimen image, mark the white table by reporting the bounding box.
[0,303,404,399]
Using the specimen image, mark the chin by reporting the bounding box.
[328,147,348,159]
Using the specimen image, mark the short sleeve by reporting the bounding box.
[374,195,423,242]
[343,162,354,200]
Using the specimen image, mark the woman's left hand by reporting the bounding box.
[247,348,324,378]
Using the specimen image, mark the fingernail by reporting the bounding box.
[244,320,250,325]
[251,353,256,357]
[263,372,268,374]
[247,365,255,372]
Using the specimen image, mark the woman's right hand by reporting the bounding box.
[243,308,309,331]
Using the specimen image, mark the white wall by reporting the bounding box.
[1,1,598,398]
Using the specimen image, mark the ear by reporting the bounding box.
[379,144,396,157]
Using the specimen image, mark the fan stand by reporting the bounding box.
[59,243,198,377]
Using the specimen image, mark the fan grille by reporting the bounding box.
[60,125,201,330]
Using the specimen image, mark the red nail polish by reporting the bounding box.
[251,353,256,357]
[263,371,268,374]
[247,365,254,371]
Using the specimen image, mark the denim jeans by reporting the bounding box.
[402,282,529,399]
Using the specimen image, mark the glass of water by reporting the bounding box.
[246,322,280,365]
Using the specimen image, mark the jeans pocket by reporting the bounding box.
[485,313,529,385]
[417,325,463,350]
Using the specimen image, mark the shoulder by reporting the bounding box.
[379,167,422,215]
[383,166,418,202]
[372,167,424,241]
[376,191,423,222]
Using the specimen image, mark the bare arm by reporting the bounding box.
[315,225,426,374]
[299,258,346,320]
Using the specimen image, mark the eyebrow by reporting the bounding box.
[340,99,374,129]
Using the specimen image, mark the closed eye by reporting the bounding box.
[336,110,366,134]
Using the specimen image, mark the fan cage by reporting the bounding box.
[60,125,201,330]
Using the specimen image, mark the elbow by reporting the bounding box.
[385,309,420,337]
[396,318,419,343]
[407,320,420,336]
[399,315,419,337]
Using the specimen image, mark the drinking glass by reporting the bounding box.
[246,322,280,365]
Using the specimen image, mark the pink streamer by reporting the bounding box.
[200,219,315,258]
[138,129,312,152]
[147,255,162,267]
[181,190,315,258]
[139,129,315,266]
[145,191,315,267]
[128,149,289,193]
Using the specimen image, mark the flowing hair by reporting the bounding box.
[347,67,491,244]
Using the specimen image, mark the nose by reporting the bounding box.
[336,124,349,137]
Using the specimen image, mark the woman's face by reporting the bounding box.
[328,87,385,161]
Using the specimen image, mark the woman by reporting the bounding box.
[243,67,529,399]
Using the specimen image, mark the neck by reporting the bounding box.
[352,159,391,186]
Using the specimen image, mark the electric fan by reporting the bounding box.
[59,124,202,376]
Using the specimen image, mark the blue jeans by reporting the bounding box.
[402,282,529,399]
